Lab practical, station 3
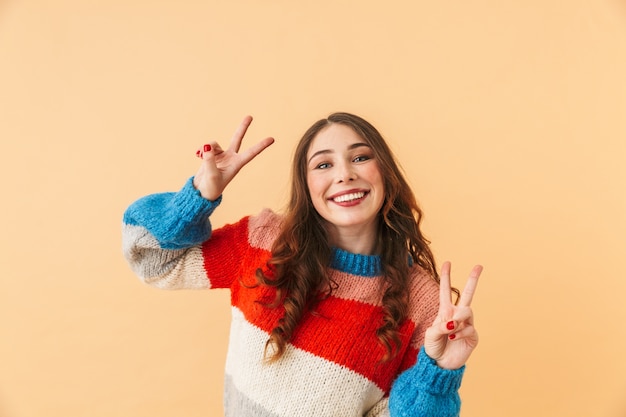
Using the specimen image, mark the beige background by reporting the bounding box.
[1,1,625,416]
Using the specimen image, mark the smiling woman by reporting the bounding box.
[306,123,385,254]
[122,113,483,417]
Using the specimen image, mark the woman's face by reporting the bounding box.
[306,123,385,239]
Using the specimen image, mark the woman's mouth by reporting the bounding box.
[330,191,368,203]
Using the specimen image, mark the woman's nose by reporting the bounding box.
[337,163,356,183]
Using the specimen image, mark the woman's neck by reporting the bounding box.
[326,222,380,255]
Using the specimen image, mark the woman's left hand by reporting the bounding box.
[423,261,483,370]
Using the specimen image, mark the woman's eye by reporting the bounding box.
[353,155,371,163]
[316,162,331,169]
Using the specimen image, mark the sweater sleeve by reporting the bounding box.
[388,347,465,417]
[121,177,222,289]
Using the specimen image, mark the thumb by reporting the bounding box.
[193,144,222,201]
[423,322,448,360]
[201,144,220,174]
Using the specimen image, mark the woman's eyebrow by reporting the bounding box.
[307,142,370,164]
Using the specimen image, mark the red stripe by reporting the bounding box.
[233,279,418,391]
[202,216,254,289]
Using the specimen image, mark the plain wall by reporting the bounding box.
[1,1,625,416]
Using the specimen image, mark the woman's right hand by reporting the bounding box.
[193,115,275,201]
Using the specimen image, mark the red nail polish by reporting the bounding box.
[196,150,201,155]
[446,321,455,330]
[449,333,456,340]
[204,144,211,152]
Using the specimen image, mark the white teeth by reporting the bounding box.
[333,192,365,203]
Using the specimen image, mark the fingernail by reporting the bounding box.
[446,321,455,330]
[449,333,456,340]
[204,144,211,152]
[196,150,201,156]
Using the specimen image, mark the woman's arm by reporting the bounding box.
[388,347,464,417]
[388,262,483,417]
[122,115,274,289]
[122,177,221,289]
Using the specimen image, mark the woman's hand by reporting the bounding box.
[423,262,483,370]
[193,115,275,201]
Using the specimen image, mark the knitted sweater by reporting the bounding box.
[122,178,466,417]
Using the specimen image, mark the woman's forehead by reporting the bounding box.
[307,124,367,155]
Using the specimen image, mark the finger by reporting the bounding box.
[433,306,472,335]
[199,143,222,181]
[436,316,459,335]
[228,115,254,153]
[238,137,275,166]
[193,144,222,201]
[451,306,474,327]
[424,320,450,344]
[448,325,478,343]
[196,142,219,159]
[423,326,447,361]
[458,265,483,308]
[439,261,453,308]
[209,142,225,157]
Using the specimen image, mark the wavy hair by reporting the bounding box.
[256,112,443,362]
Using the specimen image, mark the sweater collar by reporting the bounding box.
[329,247,382,278]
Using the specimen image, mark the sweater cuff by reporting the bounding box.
[411,346,465,395]
[170,177,222,222]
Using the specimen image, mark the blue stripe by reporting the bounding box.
[122,177,221,249]
[330,247,382,277]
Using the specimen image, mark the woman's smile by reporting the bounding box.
[328,189,369,205]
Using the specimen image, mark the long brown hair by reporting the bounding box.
[257,112,440,362]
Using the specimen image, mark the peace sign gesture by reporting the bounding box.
[423,262,483,370]
[193,115,275,201]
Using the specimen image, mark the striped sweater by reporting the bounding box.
[122,177,465,417]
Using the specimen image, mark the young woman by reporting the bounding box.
[122,112,482,417]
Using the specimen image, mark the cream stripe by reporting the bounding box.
[223,374,281,417]
[123,224,210,290]
[224,307,385,417]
